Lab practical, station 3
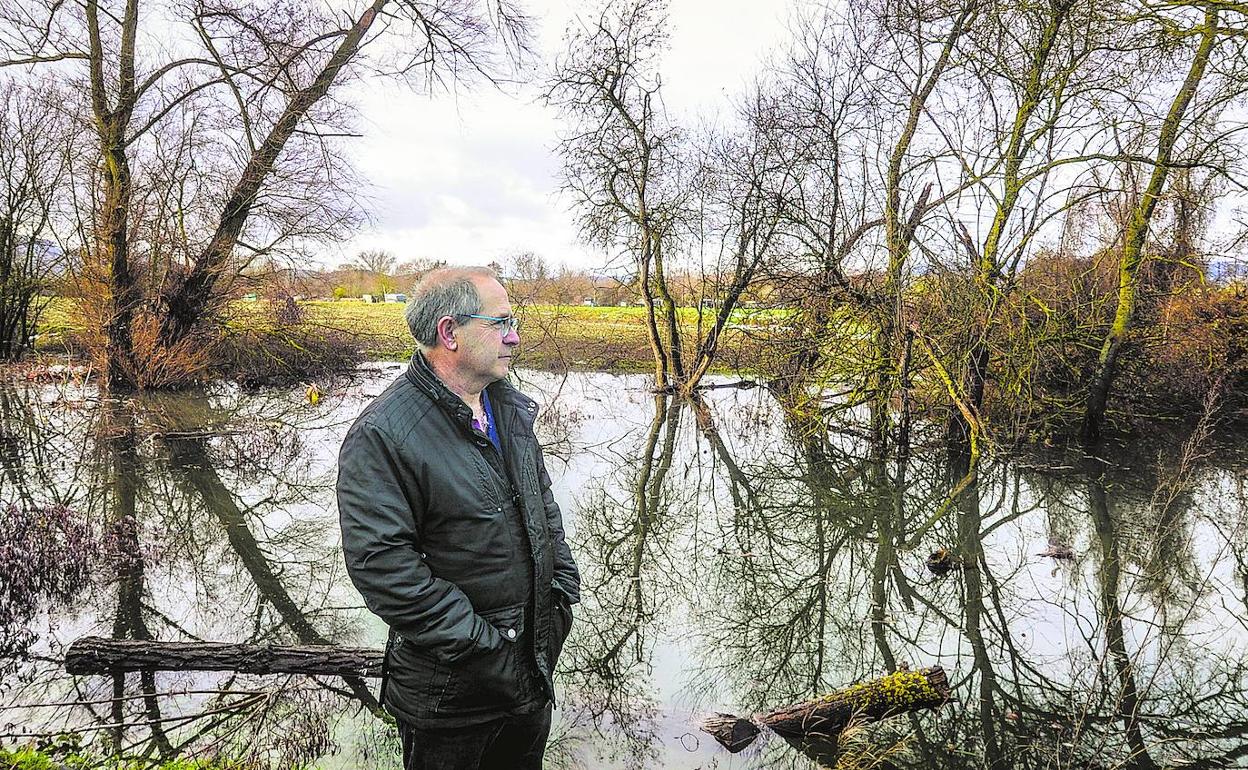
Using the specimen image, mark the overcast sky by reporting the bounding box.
[335,0,796,272]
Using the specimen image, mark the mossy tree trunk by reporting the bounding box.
[1082,7,1219,444]
[952,0,1079,454]
[873,2,974,453]
[702,667,951,753]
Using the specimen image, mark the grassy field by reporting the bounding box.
[32,298,777,375]
[301,300,776,372]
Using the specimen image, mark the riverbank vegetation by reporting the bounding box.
[26,298,769,379]
[23,264,1246,444]
[0,1,1245,439]
[0,741,263,770]
[544,0,1248,453]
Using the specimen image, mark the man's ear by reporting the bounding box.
[436,316,458,351]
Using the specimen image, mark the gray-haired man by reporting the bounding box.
[337,267,580,769]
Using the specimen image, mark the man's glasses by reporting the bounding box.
[461,313,520,337]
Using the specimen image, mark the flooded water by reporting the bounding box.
[2,364,1247,769]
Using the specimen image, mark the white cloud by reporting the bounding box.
[335,0,793,270]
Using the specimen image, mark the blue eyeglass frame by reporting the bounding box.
[461,313,520,335]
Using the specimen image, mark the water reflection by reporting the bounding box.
[551,382,1248,769]
[1,370,1247,769]
[0,383,388,767]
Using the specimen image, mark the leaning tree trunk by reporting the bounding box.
[156,0,387,350]
[1082,7,1218,444]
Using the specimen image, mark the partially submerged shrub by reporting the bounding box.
[63,278,368,389]
[68,274,215,389]
[216,325,366,387]
[0,505,99,661]
[1142,284,1248,412]
[908,251,1248,439]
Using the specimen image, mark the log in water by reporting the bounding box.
[64,636,384,678]
[702,666,951,753]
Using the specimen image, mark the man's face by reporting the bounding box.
[454,277,519,386]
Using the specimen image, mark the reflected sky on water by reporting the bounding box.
[1,365,1247,769]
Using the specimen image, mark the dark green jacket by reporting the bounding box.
[337,353,580,727]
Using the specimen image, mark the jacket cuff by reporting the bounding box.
[454,613,505,661]
[553,580,580,606]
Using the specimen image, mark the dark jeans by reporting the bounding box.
[398,705,553,770]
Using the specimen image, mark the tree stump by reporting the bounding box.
[701,666,951,753]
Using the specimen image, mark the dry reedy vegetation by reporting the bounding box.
[64,278,367,389]
[909,251,1248,439]
[69,275,216,390]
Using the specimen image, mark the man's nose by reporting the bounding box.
[503,327,520,345]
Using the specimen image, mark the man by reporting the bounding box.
[337,266,580,770]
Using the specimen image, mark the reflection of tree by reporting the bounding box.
[683,388,1248,769]
[690,405,923,710]
[1085,461,1156,770]
[101,402,175,759]
[1,384,388,767]
[6,377,1248,769]
[0,386,98,664]
[559,394,684,766]
[0,384,91,510]
[163,430,380,712]
[948,452,1004,770]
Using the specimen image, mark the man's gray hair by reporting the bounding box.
[405,266,498,348]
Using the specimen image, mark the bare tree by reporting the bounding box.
[350,249,397,277]
[866,0,978,452]
[929,0,1118,455]
[547,0,689,391]
[1083,2,1248,442]
[549,0,796,397]
[0,0,530,388]
[757,0,976,447]
[678,95,791,394]
[0,78,72,360]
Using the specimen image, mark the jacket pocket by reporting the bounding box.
[438,603,527,715]
[386,635,452,718]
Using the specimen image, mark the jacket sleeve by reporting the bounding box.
[537,449,581,605]
[337,420,504,662]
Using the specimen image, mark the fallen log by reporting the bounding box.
[64,637,383,678]
[701,666,951,753]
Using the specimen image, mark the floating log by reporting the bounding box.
[701,666,950,753]
[65,636,383,678]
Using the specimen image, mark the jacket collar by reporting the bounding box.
[405,351,473,426]
[404,351,538,431]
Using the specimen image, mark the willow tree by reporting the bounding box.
[868,0,977,452]
[0,0,529,389]
[936,0,1113,451]
[757,0,976,449]
[548,0,784,397]
[1082,3,1245,442]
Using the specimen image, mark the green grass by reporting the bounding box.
[30,297,781,374]
[0,743,265,770]
[31,297,76,352]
